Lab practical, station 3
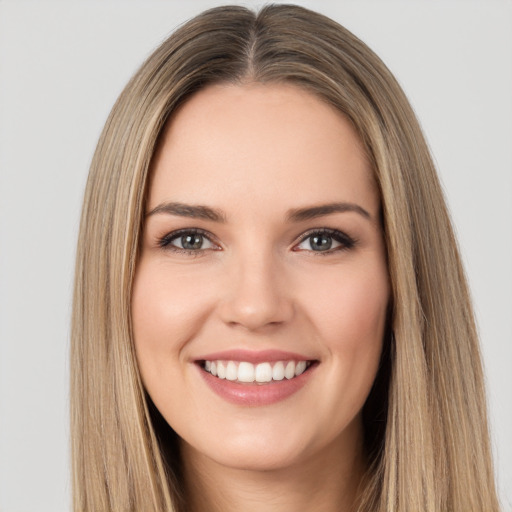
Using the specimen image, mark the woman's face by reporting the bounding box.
[132,83,389,471]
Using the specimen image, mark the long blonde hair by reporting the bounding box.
[71,5,500,511]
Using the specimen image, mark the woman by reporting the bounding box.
[71,4,500,511]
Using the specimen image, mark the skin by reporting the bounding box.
[132,82,390,512]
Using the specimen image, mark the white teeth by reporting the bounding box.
[255,362,272,383]
[238,362,255,382]
[203,359,312,383]
[295,360,307,376]
[226,361,237,381]
[272,361,285,381]
[217,361,226,379]
[285,361,295,379]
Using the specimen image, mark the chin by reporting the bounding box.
[190,439,308,472]
[180,416,355,474]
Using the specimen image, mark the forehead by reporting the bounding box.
[148,82,379,218]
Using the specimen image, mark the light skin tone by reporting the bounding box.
[132,82,389,512]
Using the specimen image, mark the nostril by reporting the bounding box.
[219,293,294,331]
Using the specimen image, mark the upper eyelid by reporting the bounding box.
[294,227,353,242]
[159,228,219,248]
[297,227,336,238]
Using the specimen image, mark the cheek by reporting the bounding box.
[299,261,389,407]
[131,260,214,378]
[304,261,389,346]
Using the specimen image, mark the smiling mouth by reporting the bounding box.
[199,359,316,384]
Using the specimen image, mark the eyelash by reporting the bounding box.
[158,228,218,256]
[294,228,357,255]
[157,227,357,256]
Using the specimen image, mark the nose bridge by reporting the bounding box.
[218,242,293,330]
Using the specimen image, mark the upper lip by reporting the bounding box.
[194,349,316,364]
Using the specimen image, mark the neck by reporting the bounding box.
[181,423,366,512]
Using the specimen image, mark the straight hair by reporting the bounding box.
[71,4,500,511]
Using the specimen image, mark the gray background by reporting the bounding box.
[0,1,511,510]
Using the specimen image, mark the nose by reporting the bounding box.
[217,250,294,332]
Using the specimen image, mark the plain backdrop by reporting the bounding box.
[0,1,511,510]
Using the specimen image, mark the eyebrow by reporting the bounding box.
[146,201,371,223]
[286,202,371,222]
[146,202,227,222]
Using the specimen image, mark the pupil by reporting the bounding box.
[182,234,203,250]
[311,235,332,251]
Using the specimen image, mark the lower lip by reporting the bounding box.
[197,363,317,406]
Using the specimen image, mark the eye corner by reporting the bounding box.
[157,228,221,255]
[293,228,357,254]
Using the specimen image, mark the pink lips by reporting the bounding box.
[195,349,317,406]
[195,349,311,364]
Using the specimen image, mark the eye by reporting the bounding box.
[159,229,218,253]
[294,228,356,253]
